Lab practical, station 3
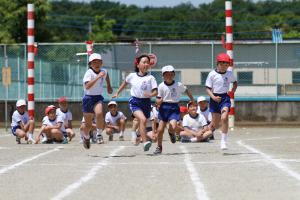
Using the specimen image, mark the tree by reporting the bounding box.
[88,15,116,42]
[0,0,50,43]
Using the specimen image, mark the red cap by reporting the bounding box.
[58,96,67,103]
[180,106,188,113]
[216,53,231,63]
[45,106,56,115]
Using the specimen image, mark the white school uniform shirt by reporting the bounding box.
[83,68,107,95]
[182,113,207,131]
[205,69,237,94]
[157,81,186,103]
[125,72,157,98]
[42,115,66,133]
[11,110,29,127]
[197,107,212,123]
[105,111,127,126]
[56,108,72,128]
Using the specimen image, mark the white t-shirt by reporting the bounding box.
[205,69,237,94]
[182,113,207,131]
[105,111,127,126]
[83,68,107,95]
[11,110,29,127]
[125,72,157,98]
[56,108,72,128]
[157,81,186,103]
[42,115,66,132]
[197,107,212,123]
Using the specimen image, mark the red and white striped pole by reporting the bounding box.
[225,0,235,129]
[27,4,35,118]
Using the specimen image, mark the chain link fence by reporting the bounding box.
[1,41,300,101]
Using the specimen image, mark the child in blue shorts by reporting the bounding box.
[81,53,113,149]
[154,65,194,155]
[113,54,158,152]
[205,52,238,150]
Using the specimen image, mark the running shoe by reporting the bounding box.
[153,146,162,155]
[119,135,124,141]
[108,134,113,141]
[143,141,152,151]
[169,132,176,144]
[83,137,90,149]
[97,134,104,144]
[41,137,48,144]
[220,141,228,150]
[62,137,68,144]
[27,138,36,144]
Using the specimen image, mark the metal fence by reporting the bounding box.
[1,41,300,102]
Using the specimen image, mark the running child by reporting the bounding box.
[113,54,157,151]
[56,96,75,141]
[105,101,127,141]
[154,65,194,155]
[180,101,212,143]
[81,53,113,149]
[11,99,35,144]
[35,105,68,144]
[205,52,238,150]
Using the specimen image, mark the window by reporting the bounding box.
[237,72,253,85]
[292,72,300,83]
[201,72,209,85]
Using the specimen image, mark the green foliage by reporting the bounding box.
[1,0,300,42]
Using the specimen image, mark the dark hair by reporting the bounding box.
[134,54,150,72]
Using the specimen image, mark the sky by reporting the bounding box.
[72,0,268,8]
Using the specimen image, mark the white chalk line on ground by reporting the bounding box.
[244,136,300,141]
[237,140,300,182]
[180,145,209,200]
[51,146,125,200]
[0,146,61,175]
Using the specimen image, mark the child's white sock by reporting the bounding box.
[28,133,33,139]
[119,131,124,137]
[190,137,198,143]
[131,131,137,138]
[221,133,227,142]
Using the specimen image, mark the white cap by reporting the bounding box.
[16,99,26,107]
[88,53,102,63]
[108,101,117,106]
[161,65,175,74]
[197,96,207,103]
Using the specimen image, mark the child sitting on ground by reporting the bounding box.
[11,99,35,144]
[35,105,68,144]
[180,101,212,143]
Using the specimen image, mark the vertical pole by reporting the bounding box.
[275,42,278,100]
[4,45,8,132]
[27,4,35,118]
[225,0,235,130]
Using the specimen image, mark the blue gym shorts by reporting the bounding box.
[129,96,151,119]
[158,102,180,122]
[209,93,231,114]
[82,95,104,113]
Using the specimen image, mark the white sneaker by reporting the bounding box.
[41,137,48,144]
[27,138,36,144]
[220,141,228,150]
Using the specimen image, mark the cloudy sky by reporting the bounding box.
[71,0,269,7]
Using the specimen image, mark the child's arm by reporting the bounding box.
[105,73,113,94]
[231,81,238,93]
[35,125,46,144]
[185,88,195,102]
[85,71,106,90]
[206,87,221,103]
[112,80,127,98]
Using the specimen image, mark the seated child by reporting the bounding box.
[35,105,68,144]
[105,101,127,141]
[11,99,35,144]
[180,101,212,143]
[197,96,214,139]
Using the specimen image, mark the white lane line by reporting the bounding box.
[180,146,209,200]
[0,146,61,175]
[51,146,125,200]
[237,140,300,182]
[0,147,10,150]
[244,136,300,141]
